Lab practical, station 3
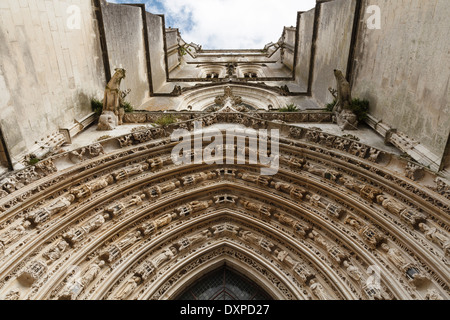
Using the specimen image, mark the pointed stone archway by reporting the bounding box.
[0,112,448,300]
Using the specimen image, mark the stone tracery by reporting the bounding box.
[0,112,448,301]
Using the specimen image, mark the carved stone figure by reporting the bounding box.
[309,279,329,300]
[290,186,307,201]
[332,69,351,113]
[177,230,212,251]
[43,239,70,264]
[116,231,142,251]
[293,263,315,284]
[359,225,385,248]
[83,213,109,233]
[343,260,363,282]
[418,223,450,255]
[211,223,239,238]
[424,289,444,300]
[327,245,348,265]
[380,243,408,270]
[139,213,178,236]
[336,109,358,130]
[117,135,133,148]
[273,213,311,237]
[376,195,406,215]
[81,260,105,286]
[0,221,31,254]
[190,200,214,211]
[104,194,146,219]
[146,181,180,198]
[344,216,364,231]
[18,260,48,286]
[308,194,345,218]
[240,200,273,217]
[368,148,381,163]
[359,184,383,203]
[181,171,216,186]
[405,163,424,181]
[308,230,329,249]
[58,278,83,300]
[238,173,271,186]
[98,68,127,131]
[113,163,149,182]
[114,276,141,300]
[4,289,20,300]
[305,164,341,182]
[240,231,274,252]
[25,194,75,226]
[97,111,118,131]
[152,247,177,269]
[274,249,298,269]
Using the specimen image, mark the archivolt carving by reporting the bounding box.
[0,116,448,300]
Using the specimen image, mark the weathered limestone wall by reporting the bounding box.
[0,0,105,165]
[311,0,356,106]
[281,27,296,70]
[146,12,167,93]
[166,28,180,72]
[295,9,314,92]
[352,0,450,163]
[100,1,149,107]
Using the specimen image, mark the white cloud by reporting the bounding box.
[160,0,316,49]
[111,0,316,49]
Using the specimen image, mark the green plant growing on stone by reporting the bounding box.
[324,98,369,121]
[28,157,40,165]
[178,46,187,56]
[325,99,337,112]
[348,98,369,121]
[155,114,177,127]
[121,101,134,113]
[279,104,299,112]
[91,98,103,116]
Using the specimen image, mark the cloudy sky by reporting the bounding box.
[110,0,316,49]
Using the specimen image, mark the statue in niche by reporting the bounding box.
[113,163,149,182]
[190,200,214,212]
[309,279,329,300]
[182,171,216,186]
[376,195,406,216]
[240,199,273,217]
[114,276,141,300]
[25,194,75,226]
[273,213,311,237]
[98,68,129,131]
[0,221,31,254]
[308,230,329,249]
[343,260,363,282]
[418,223,450,255]
[151,247,177,269]
[146,181,180,198]
[81,260,105,287]
[104,194,146,219]
[139,213,178,236]
[116,231,142,251]
[240,231,274,252]
[274,249,298,269]
[177,230,212,251]
[380,243,408,270]
[43,239,70,264]
[237,173,271,187]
